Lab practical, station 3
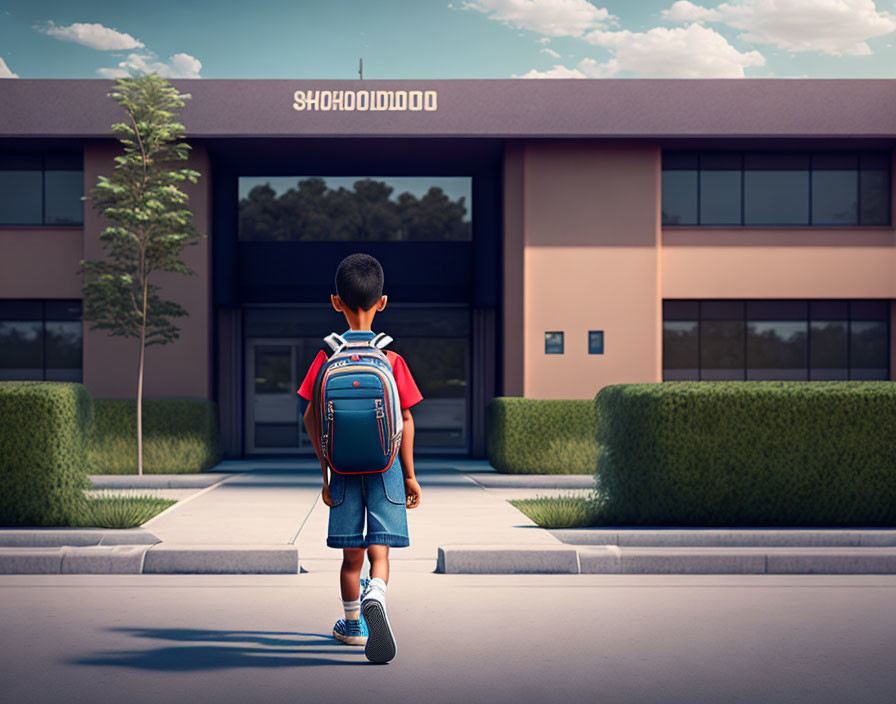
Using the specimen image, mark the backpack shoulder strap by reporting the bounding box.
[324,332,344,354]
[371,332,393,349]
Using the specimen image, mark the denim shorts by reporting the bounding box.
[326,455,410,548]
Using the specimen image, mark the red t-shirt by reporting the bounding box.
[297,348,423,410]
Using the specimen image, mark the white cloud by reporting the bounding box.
[580,22,765,77]
[96,52,202,79]
[536,36,551,43]
[662,0,723,23]
[541,46,561,57]
[661,0,896,56]
[514,63,588,77]
[0,56,19,78]
[462,0,614,37]
[36,20,144,50]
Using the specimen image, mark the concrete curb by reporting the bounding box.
[142,544,299,574]
[0,529,161,547]
[437,545,580,574]
[0,544,299,574]
[462,473,594,489]
[4,542,896,574]
[89,474,233,489]
[547,528,896,547]
[436,545,896,574]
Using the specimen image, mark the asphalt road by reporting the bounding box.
[1,569,895,704]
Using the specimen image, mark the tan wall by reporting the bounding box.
[508,140,662,398]
[82,140,213,400]
[503,140,896,397]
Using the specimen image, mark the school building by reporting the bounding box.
[1,78,894,458]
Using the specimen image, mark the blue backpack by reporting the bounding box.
[310,329,404,474]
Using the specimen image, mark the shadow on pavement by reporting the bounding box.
[66,627,369,669]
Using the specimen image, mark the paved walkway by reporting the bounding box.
[140,458,579,573]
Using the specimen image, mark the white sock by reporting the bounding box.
[342,598,360,620]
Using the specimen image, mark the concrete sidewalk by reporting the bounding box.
[2,458,895,574]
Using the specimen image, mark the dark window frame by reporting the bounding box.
[0,299,83,381]
[662,299,890,381]
[0,150,84,227]
[662,150,891,227]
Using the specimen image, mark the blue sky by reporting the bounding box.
[2,0,896,79]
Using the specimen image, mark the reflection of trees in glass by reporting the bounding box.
[45,322,82,368]
[256,347,291,393]
[0,322,41,367]
[239,178,471,241]
[747,322,807,369]
[861,170,889,224]
[390,338,466,398]
[851,321,887,367]
[663,322,697,368]
[810,321,847,368]
[701,321,745,369]
[0,321,82,374]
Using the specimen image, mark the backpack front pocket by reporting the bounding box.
[330,408,390,473]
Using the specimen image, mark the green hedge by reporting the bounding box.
[87,398,222,474]
[486,397,598,474]
[594,381,896,526]
[0,382,93,526]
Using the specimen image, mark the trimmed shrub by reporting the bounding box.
[486,397,598,474]
[0,381,94,526]
[87,398,222,474]
[594,381,896,526]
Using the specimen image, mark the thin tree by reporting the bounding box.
[78,72,205,476]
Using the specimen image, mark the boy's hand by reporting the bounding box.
[404,477,422,509]
[321,484,336,507]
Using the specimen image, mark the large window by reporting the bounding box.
[662,150,890,227]
[663,299,890,381]
[0,151,83,226]
[0,300,83,381]
[237,176,472,241]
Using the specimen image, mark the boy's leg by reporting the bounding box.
[340,547,366,600]
[366,544,390,584]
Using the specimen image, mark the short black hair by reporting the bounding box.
[335,253,384,313]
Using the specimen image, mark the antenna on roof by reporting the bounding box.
[359,58,363,80]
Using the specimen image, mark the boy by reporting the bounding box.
[297,252,423,664]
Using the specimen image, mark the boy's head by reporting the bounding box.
[332,252,387,316]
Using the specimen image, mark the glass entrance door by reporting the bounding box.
[245,338,304,454]
[243,305,472,455]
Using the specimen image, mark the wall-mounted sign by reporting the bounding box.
[545,331,564,355]
[293,90,438,112]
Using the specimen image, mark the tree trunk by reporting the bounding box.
[137,279,147,477]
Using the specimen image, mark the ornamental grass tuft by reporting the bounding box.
[71,490,176,529]
[509,491,602,528]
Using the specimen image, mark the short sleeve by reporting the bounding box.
[388,352,423,410]
[297,350,327,400]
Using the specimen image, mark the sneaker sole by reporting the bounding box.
[362,599,396,663]
[333,629,367,646]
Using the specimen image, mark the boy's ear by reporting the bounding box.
[331,294,342,312]
[377,295,387,311]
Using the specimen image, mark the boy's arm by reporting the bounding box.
[399,407,415,479]
[303,402,329,486]
[400,407,421,508]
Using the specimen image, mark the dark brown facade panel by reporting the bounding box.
[2,79,896,139]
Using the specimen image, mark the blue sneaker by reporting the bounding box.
[333,616,368,645]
